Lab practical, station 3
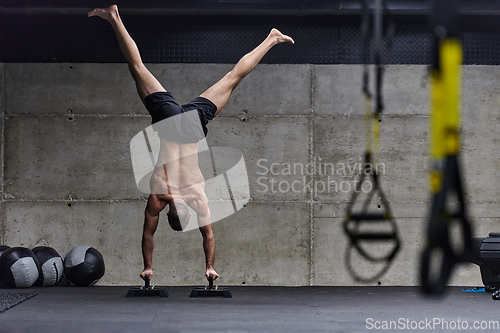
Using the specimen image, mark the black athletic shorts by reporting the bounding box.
[144,91,217,143]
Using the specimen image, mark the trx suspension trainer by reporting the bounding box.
[420,0,474,295]
[343,0,400,282]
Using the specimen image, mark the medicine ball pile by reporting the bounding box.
[0,245,105,288]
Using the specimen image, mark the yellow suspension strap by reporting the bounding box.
[420,0,473,295]
[343,0,400,282]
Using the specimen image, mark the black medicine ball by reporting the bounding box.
[0,247,41,288]
[0,245,10,287]
[64,245,105,286]
[0,245,9,257]
[32,246,64,287]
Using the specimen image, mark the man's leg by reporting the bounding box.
[88,5,165,103]
[200,29,294,115]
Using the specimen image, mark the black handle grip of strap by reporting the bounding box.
[421,155,474,295]
[345,230,400,262]
[421,216,473,294]
[349,213,387,221]
[344,215,400,262]
[421,243,455,295]
[355,232,398,240]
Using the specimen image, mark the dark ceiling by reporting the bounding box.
[1,0,499,16]
[1,1,499,64]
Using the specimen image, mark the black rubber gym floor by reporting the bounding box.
[0,286,498,333]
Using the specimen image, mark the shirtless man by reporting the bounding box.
[88,5,294,282]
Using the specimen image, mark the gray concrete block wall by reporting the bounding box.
[1,62,499,287]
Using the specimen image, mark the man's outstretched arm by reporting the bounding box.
[200,223,218,281]
[191,196,219,281]
[140,194,166,280]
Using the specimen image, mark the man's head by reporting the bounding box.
[167,201,190,231]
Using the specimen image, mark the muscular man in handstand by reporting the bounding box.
[88,5,294,282]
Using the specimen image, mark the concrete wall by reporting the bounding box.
[1,63,499,286]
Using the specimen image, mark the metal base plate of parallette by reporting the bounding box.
[190,275,232,298]
[189,286,232,298]
[125,275,168,297]
[126,286,169,297]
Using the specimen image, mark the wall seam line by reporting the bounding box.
[2,198,434,204]
[309,64,315,286]
[4,113,432,119]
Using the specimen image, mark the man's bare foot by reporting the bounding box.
[87,5,119,21]
[269,28,295,45]
[140,268,153,281]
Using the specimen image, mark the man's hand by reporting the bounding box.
[205,268,219,281]
[140,268,153,281]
